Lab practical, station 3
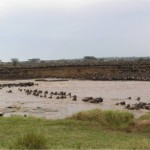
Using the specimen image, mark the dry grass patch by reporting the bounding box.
[127,113,150,132]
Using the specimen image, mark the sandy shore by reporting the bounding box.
[0,79,150,119]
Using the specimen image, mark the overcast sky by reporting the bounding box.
[0,0,150,61]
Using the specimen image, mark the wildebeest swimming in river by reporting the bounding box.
[7,90,12,93]
[82,97,103,104]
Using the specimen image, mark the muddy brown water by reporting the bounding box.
[0,79,150,119]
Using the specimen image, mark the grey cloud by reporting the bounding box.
[0,0,150,61]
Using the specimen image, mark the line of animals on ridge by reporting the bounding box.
[116,97,150,110]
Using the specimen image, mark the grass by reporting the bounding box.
[69,109,134,129]
[10,130,47,149]
[138,112,150,120]
[0,109,149,149]
[127,112,150,133]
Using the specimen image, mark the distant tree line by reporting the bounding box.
[0,56,150,68]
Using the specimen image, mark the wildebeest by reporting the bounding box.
[82,97,103,103]
[72,95,77,101]
[7,90,12,93]
[90,97,103,103]
[82,97,93,102]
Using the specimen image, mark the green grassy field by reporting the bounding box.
[0,109,150,149]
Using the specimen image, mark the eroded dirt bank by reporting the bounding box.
[0,61,150,80]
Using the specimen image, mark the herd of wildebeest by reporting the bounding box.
[0,82,149,117]
[0,82,104,104]
[19,88,104,104]
[18,88,78,101]
[116,97,150,110]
